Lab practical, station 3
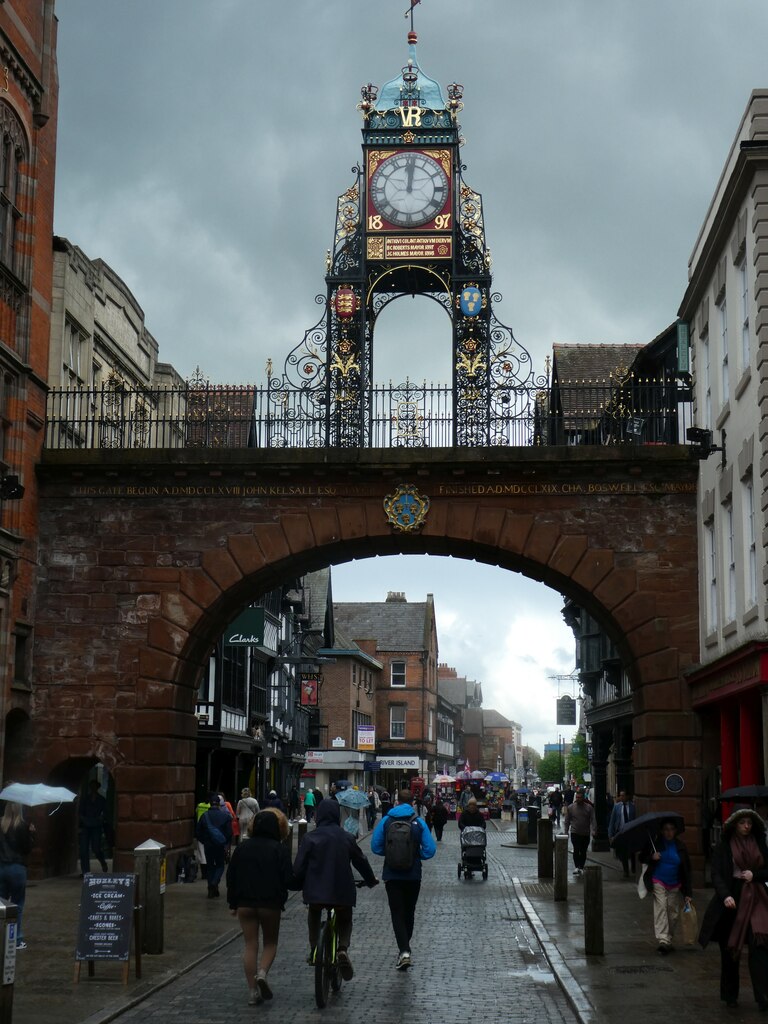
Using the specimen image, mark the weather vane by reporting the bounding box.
[404,0,422,32]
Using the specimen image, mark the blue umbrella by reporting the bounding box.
[335,788,370,809]
[484,772,509,784]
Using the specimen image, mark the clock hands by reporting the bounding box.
[405,155,416,193]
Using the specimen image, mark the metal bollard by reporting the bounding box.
[554,834,569,901]
[0,898,18,1024]
[283,822,293,857]
[134,839,166,955]
[583,865,604,955]
[297,818,307,849]
[537,818,553,879]
[516,808,528,845]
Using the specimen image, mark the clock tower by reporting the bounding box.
[274,24,536,448]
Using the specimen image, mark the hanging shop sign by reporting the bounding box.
[556,695,577,725]
[300,674,320,706]
[223,607,265,646]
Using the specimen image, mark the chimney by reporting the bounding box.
[385,591,407,602]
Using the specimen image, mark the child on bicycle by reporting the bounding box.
[293,797,378,980]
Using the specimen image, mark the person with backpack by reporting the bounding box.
[371,788,436,970]
[196,794,233,898]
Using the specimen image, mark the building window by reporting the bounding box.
[740,260,750,373]
[702,331,711,429]
[705,521,718,633]
[428,708,434,742]
[720,300,729,402]
[390,705,406,739]
[12,626,30,686]
[64,320,87,387]
[390,660,406,687]
[0,110,24,276]
[744,477,757,608]
[724,502,736,623]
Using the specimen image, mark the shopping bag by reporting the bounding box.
[637,863,648,899]
[680,902,698,945]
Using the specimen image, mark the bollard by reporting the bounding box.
[134,839,165,955]
[297,818,307,850]
[583,865,604,955]
[516,808,528,845]
[537,818,553,879]
[0,898,18,1024]
[554,834,569,901]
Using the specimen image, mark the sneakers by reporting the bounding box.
[256,970,273,1000]
[16,940,27,950]
[573,867,582,876]
[337,949,354,981]
[396,951,411,970]
[248,988,263,1006]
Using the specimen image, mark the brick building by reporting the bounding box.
[334,592,438,794]
[0,1,59,784]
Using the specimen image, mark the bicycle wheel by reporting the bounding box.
[314,919,333,1008]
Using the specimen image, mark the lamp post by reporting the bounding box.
[559,734,564,788]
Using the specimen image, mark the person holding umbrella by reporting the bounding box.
[698,808,768,1010]
[638,817,692,954]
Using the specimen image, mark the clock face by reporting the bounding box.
[370,151,450,229]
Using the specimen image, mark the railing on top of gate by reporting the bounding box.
[42,376,693,452]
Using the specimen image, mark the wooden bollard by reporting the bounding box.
[584,865,604,955]
[554,834,568,901]
[537,817,553,879]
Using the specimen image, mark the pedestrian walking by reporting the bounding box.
[196,794,233,897]
[458,796,486,831]
[698,808,768,1009]
[366,786,379,830]
[371,789,436,970]
[194,795,210,879]
[380,789,392,818]
[236,787,260,841]
[639,818,692,954]
[608,790,636,878]
[264,790,285,813]
[78,779,108,875]
[0,802,34,949]
[227,811,297,1006]
[303,787,316,823]
[562,787,595,876]
[288,785,300,821]
[431,799,449,842]
[548,788,563,828]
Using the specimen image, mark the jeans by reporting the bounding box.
[0,863,27,940]
[203,842,226,887]
[384,880,421,954]
[571,833,590,869]
[79,827,107,874]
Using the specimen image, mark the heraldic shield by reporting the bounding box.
[383,484,430,533]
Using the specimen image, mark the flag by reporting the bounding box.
[404,0,422,17]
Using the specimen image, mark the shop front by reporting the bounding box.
[301,749,367,799]
[376,755,422,797]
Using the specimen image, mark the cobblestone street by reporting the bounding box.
[111,825,576,1024]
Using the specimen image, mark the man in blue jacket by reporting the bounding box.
[195,794,233,898]
[371,788,436,970]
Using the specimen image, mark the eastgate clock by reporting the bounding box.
[369,150,449,229]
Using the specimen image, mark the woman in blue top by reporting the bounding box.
[640,819,692,954]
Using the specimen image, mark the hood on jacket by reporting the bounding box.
[723,807,767,840]
[251,811,280,841]
[387,803,417,820]
[316,798,341,827]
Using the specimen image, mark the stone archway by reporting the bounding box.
[32,444,700,869]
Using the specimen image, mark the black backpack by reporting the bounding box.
[384,816,420,872]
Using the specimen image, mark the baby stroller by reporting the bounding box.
[458,826,488,881]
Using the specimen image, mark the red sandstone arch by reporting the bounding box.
[31,447,700,871]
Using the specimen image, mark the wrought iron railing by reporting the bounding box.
[43,376,693,451]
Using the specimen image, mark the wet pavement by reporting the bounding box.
[13,818,763,1024]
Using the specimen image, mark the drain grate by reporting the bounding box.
[521,883,554,897]
[610,964,673,974]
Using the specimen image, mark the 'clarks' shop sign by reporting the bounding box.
[223,608,265,647]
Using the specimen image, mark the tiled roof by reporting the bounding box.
[552,343,644,384]
[482,709,513,730]
[438,677,468,706]
[303,568,332,634]
[333,600,429,652]
[463,708,484,735]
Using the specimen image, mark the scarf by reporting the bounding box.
[728,834,768,955]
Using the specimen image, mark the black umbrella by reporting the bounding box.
[718,785,768,803]
[612,811,685,854]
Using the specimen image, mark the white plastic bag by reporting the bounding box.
[637,863,648,899]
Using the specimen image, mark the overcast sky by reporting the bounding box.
[52,1,768,755]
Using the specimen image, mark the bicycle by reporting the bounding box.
[313,879,377,1008]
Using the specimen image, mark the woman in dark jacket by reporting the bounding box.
[639,819,692,953]
[698,808,768,1010]
[226,811,296,1006]
[431,800,449,841]
[0,802,34,949]
[458,796,486,831]
[293,799,377,980]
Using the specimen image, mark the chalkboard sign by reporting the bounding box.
[76,873,136,963]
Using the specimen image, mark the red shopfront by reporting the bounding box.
[688,643,768,822]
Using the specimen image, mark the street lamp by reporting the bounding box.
[559,734,564,788]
